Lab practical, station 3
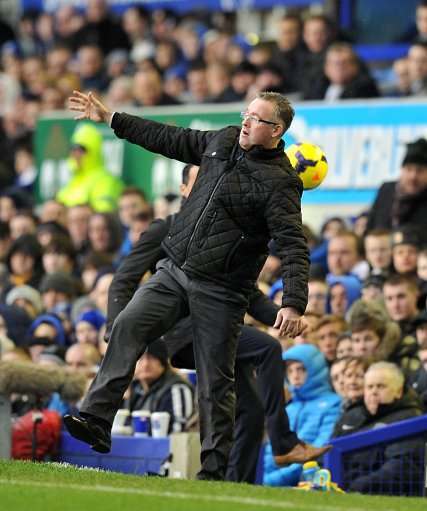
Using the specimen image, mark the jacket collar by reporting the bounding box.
[245,139,285,161]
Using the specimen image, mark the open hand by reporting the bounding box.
[273,307,307,338]
[68,90,112,123]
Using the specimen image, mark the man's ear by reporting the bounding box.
[272,124,285,139]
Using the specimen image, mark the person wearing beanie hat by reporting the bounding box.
[39,271,77,312]
[391,226,421,276]
[5,285,43,318]
[75,309,106,346]
[127,338,195,435]
[27,313,67,362]
[367,137,427,246]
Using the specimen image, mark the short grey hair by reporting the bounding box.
[256,91,295,133]
[365,361,404,391]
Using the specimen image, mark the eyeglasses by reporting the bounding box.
[240,111,278,127]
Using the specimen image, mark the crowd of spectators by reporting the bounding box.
[1,0,427,495]
[1,0,427,187]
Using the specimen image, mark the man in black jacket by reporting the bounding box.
[104,163,328,482]
[367,138,427,246]
[65,90,310,480]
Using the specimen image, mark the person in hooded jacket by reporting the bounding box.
[57,123,124,212]
[326,274,362,318]
[263,344,341,486]
[333,362,424,495]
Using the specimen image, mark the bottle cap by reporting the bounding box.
[302,461,319,470]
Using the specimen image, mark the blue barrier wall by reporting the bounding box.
[324,415,427,496]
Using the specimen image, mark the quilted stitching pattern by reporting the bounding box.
[113,115,309,314]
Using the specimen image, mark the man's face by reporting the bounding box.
[408,45,427,81]
[329,284,348,318]
[330,360,346,396]
[364,234,391,271]
[0,197,17,223]
[66,345,96,376]
[135,353,165,385]
[88,215,110,253]
[418,348,427,370]
[286,361,307,387]
[399,163,427,195]
[239,98,283,151]
[133,71,163,106]
[118,193,149,227]
[325,50,358,85]
[10,252,34,276]
[75,321,99,346]
[303,19,329,53]
[316,322,340,361]
[42,289,68,311]
[91,273,114,314]
[392,244,418,274]
[416,323,427,349]
[180,165,200,199]
[40,200,67,225]
[67,205,91,245]
[364,369,402,415]
[362,284,383,302]
[43,252,72,274]
[417,6,427,35]
[418,254,427,280]
[277,18,300,51]
[307,281,328,315]
[327,235,358,275]
[384,283,418,321]
[9,215,36,240]
[351,329,380,358]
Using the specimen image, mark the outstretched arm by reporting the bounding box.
[69,90,216,165]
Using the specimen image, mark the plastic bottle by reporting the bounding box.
[312,468,332,491]
[301,461,320,482]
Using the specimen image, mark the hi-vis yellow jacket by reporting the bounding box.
[57,123,124,212]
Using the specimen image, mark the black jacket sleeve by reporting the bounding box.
[111,113,217,165]
[105,216,171,340]
[247,286,280,326]
[264,174,309,315]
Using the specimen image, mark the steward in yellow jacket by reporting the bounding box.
[57,123,124,212]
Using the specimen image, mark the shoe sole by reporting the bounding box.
[64,415,111,454]
[274,445,332,465]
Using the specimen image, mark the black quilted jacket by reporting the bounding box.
[112,113,309,314]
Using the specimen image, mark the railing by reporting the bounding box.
[324,415,427,496]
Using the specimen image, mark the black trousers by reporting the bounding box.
[80,258,247,480]
[171,325,298,483]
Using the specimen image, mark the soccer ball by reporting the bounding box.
[285,142,328,190]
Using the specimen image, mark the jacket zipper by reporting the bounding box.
[181,172,227,270]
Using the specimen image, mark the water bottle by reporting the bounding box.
[312,468,332,491]
[301,461,320,483]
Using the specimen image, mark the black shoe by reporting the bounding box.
[64,414,111,454]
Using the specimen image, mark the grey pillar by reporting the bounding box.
[0,394,11,459]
